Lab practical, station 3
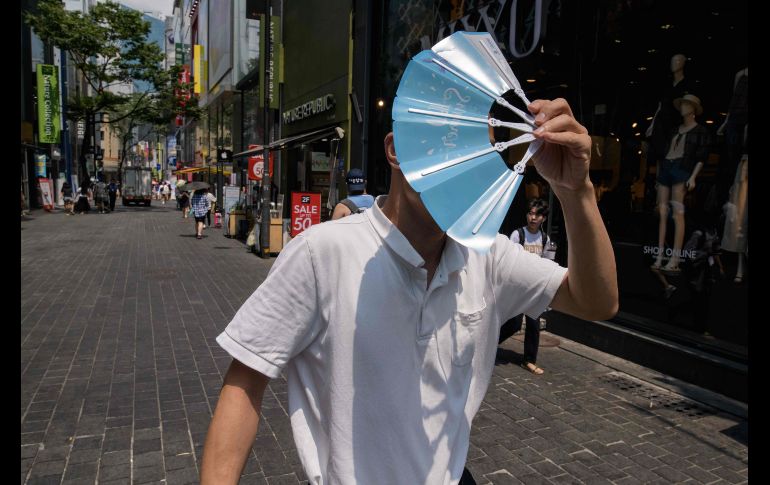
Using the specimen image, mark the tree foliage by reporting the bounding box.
[25,0,164,120]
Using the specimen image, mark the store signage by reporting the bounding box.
[35,154,47,178]
[282,94,336,125]
[36,64,60,144]
[38,178,54,211]
[193,44,203,94]
[248,145,274,181]
[259,15,281,109]
[430,0,547,60]
[291,192,321,237]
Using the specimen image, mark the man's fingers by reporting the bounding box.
[528,98,575,124]
[533,114,588,137]
[536,131,591,157]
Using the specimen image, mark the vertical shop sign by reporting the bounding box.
[193,44,203,94]
[291,192,321,237]
[35,154,47,178]
[259,15,281,109]
[36,64,60,144]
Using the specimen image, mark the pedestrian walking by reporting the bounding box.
[191,189,210,239]
[200,97,618,484]
[161,182,171,204]
[179,190,190,219]
[93,179,108,213]
[331,168,375,220]
[205,188,216,227]
[74,181,91,214]
[60,180,74,215]
[498,197,555,375]
[108,179,119,211]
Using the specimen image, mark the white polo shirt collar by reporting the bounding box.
[366,195,468,278]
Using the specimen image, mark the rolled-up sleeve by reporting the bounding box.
[216,234,323,378]
[492,235,568,322]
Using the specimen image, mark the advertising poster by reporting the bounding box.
[248,145,274,181]
[291,192,321,237]
[38,178,54,211]
[223,185,242,236]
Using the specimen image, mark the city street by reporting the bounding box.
[21,204,748,485]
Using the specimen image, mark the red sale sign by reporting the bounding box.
[248,145,274,181]
[291,192,321,237]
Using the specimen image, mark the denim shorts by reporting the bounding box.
[657,158,690,187]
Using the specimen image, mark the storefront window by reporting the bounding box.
[373,0,747,356]
[234,0,261,83]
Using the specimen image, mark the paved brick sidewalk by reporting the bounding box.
[21,204,747,484]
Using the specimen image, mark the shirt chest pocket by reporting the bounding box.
[451,298,486,367]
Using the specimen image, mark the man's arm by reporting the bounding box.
[548,184,618,321]
[528,99,619,321]
[200,359,270,484]
[331,202,352,220]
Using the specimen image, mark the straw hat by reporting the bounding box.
[673,94,703,115]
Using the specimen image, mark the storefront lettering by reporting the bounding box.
[430,0,549,60]
[282,94,336,124]
[643,246,698,259]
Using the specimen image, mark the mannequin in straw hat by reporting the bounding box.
[651,94,711,274]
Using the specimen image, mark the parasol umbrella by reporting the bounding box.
[392,31,542,252]
[185,181,210,191]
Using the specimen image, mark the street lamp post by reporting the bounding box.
[259,0,272,258]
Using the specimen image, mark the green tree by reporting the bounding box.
[107,65,203,183]
[24,0,165,182]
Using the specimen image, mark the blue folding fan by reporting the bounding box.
[392,31,542,252]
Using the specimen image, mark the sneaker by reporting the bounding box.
[196,235,202,240]
[664,285,677,299]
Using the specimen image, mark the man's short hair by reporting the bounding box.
[527,198,549,217]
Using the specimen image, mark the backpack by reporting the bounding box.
[340,198,366,214]
[516,227,549,254]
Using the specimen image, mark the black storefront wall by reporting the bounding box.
[282,0,351,220]
[370,0,748,396]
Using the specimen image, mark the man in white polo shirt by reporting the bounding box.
[200,98,618,484]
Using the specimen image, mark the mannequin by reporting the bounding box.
[721,126,748,283]
[651,94,710,273]
[646,54,692,164]
[717,68,747,200]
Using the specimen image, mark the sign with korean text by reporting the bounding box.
[291,192,321,237]
[259,15,281,109]
[247,145,274,181]
[36,64,60,144]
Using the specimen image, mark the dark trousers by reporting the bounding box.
[459,467,477,484]
[498,314,541,364]
[109,193,116,211]
[206,209,211,226]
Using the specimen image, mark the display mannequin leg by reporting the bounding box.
[665,183,686,271]
[653,184,671,268]
[735,251,746,282]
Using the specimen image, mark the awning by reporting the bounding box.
[174,166,234,176]
[232,126,344,159]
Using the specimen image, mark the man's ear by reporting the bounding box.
[384,132,400,170]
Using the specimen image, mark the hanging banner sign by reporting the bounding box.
[259,15,281,109]
[247,145,274,181]
[291,192,321,237]
[36,64,60,144]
